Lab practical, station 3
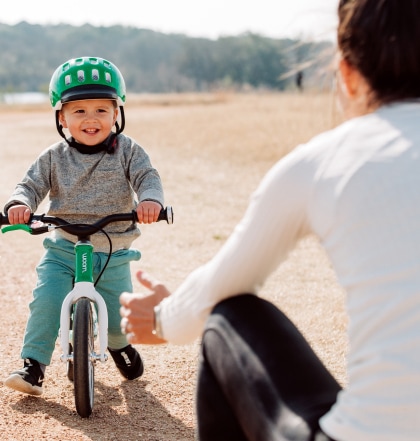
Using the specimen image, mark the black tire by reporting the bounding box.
[73,298,95,418]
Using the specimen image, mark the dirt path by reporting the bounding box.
[0,93,347,440]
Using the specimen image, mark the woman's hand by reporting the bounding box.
[120,270,170,344]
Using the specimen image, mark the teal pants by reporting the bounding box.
[21,236,141,365]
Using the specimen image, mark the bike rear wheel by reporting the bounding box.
[73,298,95,418]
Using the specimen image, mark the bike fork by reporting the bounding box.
[59,240,109,363]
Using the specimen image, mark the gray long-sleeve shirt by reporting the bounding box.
[5,134,164,252]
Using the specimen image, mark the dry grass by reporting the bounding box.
[0,92,347,440]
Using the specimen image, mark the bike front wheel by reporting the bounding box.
[73,297,95,418]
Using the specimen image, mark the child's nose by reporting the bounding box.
[84,111,98,121]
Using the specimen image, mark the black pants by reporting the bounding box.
[196,294,341,441]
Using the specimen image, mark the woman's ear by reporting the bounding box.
[338,57,369,99]
[337,57,374,118]
[338,58,357,98]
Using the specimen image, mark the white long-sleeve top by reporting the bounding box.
[160,102,420,441]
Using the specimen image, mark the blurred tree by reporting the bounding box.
[0,22,332,94]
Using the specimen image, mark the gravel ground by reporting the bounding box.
[0,93,347,440]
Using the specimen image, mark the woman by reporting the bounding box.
[120,1,420,440]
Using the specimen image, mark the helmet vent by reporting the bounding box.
[77,70,85,82]
[49,56,126,109]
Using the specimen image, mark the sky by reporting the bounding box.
[1,0,339,42]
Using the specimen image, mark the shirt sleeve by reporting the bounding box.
[4,149,52,213]
[124,139,164,207]
[159,144,316,344]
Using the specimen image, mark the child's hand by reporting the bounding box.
[136,201,161,224]
[7,205,31,224]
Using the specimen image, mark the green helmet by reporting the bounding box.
[49,56,126,110]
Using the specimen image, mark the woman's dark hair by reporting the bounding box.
[338,0,420,104]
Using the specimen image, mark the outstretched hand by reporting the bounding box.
[120,270,170,344]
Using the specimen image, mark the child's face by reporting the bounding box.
[59,99,118,145]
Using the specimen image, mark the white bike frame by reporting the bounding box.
[59,282,109,363]
[59,239,109,363]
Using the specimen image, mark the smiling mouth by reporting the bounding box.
[84,128,99,134]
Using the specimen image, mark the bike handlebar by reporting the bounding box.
[0,206,173,237]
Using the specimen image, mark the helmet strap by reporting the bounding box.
[54,110,119,154]
[116,106,125,134]
[55,110,67,140]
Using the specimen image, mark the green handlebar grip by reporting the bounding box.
[1,224,32,234]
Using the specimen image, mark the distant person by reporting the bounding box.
[4,56,165,396]
[296,70,304,91]
[120,0,420,440]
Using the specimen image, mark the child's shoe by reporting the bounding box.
[5,358,44,396]
[108,345,144,380]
